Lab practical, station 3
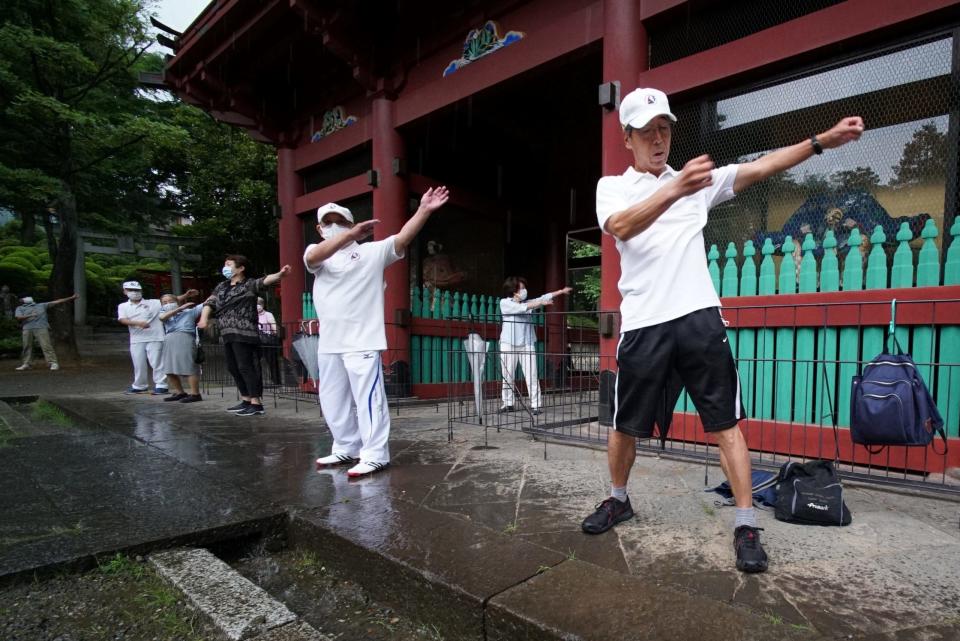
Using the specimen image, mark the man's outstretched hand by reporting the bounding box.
[819,117,865,149]
[420,186,450,213]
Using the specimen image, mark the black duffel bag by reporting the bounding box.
[774,460,851,526]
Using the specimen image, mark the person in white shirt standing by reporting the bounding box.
[498,277,571,415]
[581,87,864,574]
[305,187,449,477]
[117,281,197,395]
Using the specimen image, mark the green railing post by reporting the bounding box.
[794,233,817,423]
[938,219,960,436]
[862,226,888,371]
[817,231,839,427]
[708,244,720,294]
[891,221,915,288]
[775,236,796,421]
[838,228,864,427]
[740,240,757,296]
[721,242,739,298]
[756,238,776,419]
[913,220,940,387]
[736,241,757,416]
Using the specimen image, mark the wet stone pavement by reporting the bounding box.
[1,367,959,640]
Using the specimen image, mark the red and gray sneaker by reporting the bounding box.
[734,525,769,573]
[581,496,634,534]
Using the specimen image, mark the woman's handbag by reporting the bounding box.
[193,328,205,365]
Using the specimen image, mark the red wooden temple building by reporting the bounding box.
[164,0,960,473]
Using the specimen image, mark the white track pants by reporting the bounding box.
[317,351,390,464]
[130,341,166,390]
[499,342,541,409]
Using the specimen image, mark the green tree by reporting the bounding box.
[890,123,946,188]
[0,0,187,360]
[831,166,880,191]
[162,104,279,275]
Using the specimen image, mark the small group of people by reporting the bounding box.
[118,265,286,414]
[117,281,202,402]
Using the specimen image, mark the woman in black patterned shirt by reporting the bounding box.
[198,254,291,416]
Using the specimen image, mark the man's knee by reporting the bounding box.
[711,424,743,448]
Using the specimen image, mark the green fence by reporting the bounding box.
[692,219,960,435]
[409,286,546,387]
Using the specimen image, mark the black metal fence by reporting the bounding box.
[445,307,960,496]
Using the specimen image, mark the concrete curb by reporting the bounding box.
[150,548,329,641]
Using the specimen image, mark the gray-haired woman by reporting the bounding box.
[158,293,203,402]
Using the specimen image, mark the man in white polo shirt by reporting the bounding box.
[117,281,198,395]
[582,87,864,573]
[305,186,449,477]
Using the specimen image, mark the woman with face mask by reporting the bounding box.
[117,282,197,394]
[158,293,204,402]
[498,277,572,416]
[197,255,291,416]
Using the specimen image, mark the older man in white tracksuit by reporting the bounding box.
[305,187,449,477]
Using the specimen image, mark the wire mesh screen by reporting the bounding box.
[668,34,959,265]
[648,0,845,67]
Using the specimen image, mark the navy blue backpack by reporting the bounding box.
[851,338,946,453]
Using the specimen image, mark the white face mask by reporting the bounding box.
[517,288,528,302]
[20,297,34,305]
[161,303,177,311]
[126,291,142,302]
[320,223,351,241]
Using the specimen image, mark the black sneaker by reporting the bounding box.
[226,401,250,413]
[734,526,768,573]
[179,394,203,403]
[236,404,265,416]
[164,393,188,402]
[581,496,634,534]
[497,405,515,413]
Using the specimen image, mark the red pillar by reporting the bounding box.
[372,96,411,374]
[277,147,304,351]
[600,0,647,363]
[544,221,565,385]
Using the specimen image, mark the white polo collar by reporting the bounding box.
[623,164,678,183]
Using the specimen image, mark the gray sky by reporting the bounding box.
[151,0,206,34]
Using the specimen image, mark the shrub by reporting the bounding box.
[0,262,35,292]
[0,255,38,272]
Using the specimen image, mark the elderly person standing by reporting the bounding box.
[498,278,571,415]
[197,256,291,416]
[582,86,864,574]
[158,293,203,403]
[257,297,281,385]
[14,293,78,371]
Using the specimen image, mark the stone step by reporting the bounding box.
[149,548,329,641]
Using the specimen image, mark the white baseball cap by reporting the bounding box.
[619,88,677,130]
[316,203,354,224]
[122,280,142,290]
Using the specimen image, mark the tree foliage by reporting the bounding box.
[0,0,188,359]
[890,123,946,188]
[163,105,279,275]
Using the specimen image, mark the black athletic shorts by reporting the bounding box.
[614,306,745,437]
